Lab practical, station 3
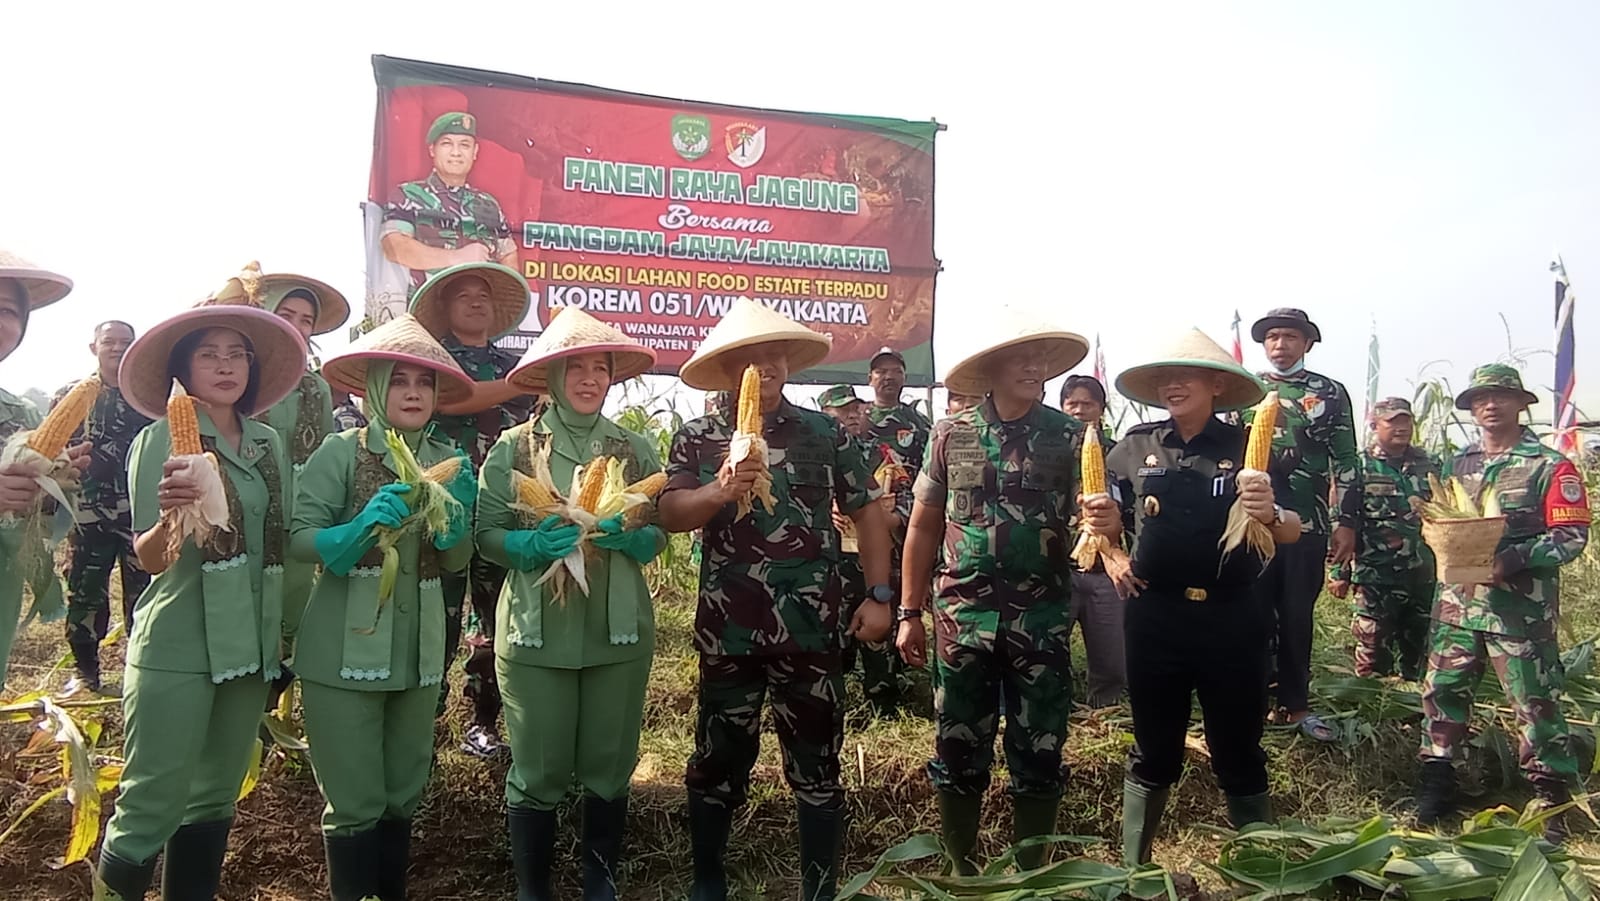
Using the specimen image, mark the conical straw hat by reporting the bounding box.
[678,298,831,391]
[119,305,307,419]
[508,306,657,390]
[1114,327,1265,412]
[260,272,352,336]
[942,310,1088,397]
[0,248,72,309]
[321,314,474,404]
[409,262,530,341]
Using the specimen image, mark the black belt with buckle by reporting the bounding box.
[1183,587,1208,602]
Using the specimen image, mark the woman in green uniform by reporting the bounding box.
[291,314,476,901]
[476,307,662,901]
[257,269,349,658]
[0,249,81,689]
[96,286,307,900]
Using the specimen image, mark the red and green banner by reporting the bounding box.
[365,55,941,385]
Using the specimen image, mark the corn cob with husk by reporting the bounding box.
[1412,473,1503,519]
[724,364,775,519]
[1219,390,1280,566]
[1071,425,1130,571]
[0,374,103,521]
[367,430,463,608]
[159,380,231,563]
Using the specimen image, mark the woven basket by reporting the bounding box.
[1422,516,1506,584]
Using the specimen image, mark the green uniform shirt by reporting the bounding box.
[127,412,290,676]
[1334,445,1440,585]
[1433,428,1590,638]
[478,417,662,668]
[0,388,42,688]
[1241,368,1361,535]
[257,371,333,472]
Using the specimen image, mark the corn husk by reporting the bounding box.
[353,430,463,633]
[160,452,231,565]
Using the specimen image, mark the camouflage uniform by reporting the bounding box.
[430,338,535,730]
[1241,366,1360,713]
[54,378,153,686]
[867,400,932,486]
[913,398,1081,798]
[332,400,367,432]
[382,171,515,292]
[1420,426,1590,783]
[665,398,879,809]
[1330,432,1440,680]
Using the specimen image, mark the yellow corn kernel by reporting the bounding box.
[624,471,668,499]
[167,380,203,457]
[28,375,101,459]
[1245,391,1278,471]
[516,472,559,510]
[423,455,462,485]
[1079,425,1106,496]
[576,457,609,512]
[736,365,763,434]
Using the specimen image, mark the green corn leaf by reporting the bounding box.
[836,833,943,900]
[236,738,264,802]
[1491,839,1581,901]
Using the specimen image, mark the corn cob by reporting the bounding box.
[1071,426,1125,571]
[1413,475,1502,522]
[625,471,668,499]
[28,375,100,459]
[423,455,462,486]
[727,365,775,518]
[1219,392,1282,565]
[167,380,203,457]
[575,458,609,513]
[515,470,560,511]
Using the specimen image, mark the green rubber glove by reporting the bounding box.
[591,514,665,565]
[314,483,412,576]
[434,455,477,550]
[503,515,582,572]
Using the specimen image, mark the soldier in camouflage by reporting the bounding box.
[867,346,932,486]
[660,300,892,901]
[897,319,1089,875]
[819,384,908,716]
[1415,364,1590,842]
[1327,397,1439,681]
[1242,307,1360,742]
[58,320,153,696]
[381,111,518,293]
[330,385,367,432]
[410,262,535,758]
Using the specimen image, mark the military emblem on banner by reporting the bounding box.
[725,121,766,168]
[671,114,711,161]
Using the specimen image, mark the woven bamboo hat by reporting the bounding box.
[942,310,1088,397]
[507,307,657,390]
[260,272,351,336]
[678,298,832,391]
[1115,328,1265,412]
[0,248,72,309]
[408,262,530,341]
[321,314,474,404]
[119,263,307,419]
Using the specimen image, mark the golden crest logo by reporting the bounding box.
[461,114,474,130]
[725,121,766,169]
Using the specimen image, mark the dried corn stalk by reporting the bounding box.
[1070,425,1130,572]
[1219,390,1280,567]
[159,380,230,563]
[725,364,775,519]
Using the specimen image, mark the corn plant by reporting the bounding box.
[0,692,121,865]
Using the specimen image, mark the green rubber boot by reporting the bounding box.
[1225,791,1273,829]
[1011,794,1061,871]
[935,790,983,876]
[1121,779,1170,867]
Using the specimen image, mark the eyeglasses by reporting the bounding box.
[194,349,254,370]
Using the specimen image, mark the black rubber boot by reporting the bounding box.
[1532,778,1572,846]
[1011,793,1061,871]
[1225,792,1272,830]
[324,829,381,901]
[687,793,733,901]
[1121,779,1170,867]
[508,807,558,901]
[1414,759,1457,828]
[796,799,843,901]
[376,818,412,900]
[582,794,629,901]
[161,819,232,901]
[97,847,157,900]
[935,790,983,876]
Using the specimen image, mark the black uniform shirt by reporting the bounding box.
[1106,416,1263,591]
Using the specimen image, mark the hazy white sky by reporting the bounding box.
[4,1,1597,420]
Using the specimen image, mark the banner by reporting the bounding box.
[366,55,941,385]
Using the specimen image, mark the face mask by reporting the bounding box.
[1270,358,1305,376]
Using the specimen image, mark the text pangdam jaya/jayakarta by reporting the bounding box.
[522,223,893,273]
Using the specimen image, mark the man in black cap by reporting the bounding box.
[1241,308,1360,742]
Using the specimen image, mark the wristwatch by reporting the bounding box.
[896,606,925,623]
[869,583,896,604]
[1272,503,1285,525]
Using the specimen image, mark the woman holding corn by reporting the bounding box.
[96,278,306,900]
[255,267,350,661]
[474,307,663,901]
[290,314,476,901]
[1078,328,1301,866]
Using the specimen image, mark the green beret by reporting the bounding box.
[427,112,477,144]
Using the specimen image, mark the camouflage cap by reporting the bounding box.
[1454,362,1539,410]
[1372,397,1414,420]
[817,385,865,409]
[869,346,906,369]
[426,112,477,144]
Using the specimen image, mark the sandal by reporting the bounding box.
[1294,713,1337,743]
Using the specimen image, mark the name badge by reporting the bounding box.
[1137,467,1166,477]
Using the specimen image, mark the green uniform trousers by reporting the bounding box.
[103,666,268,862]
[498,655,651,809]
[301,681,437,835]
